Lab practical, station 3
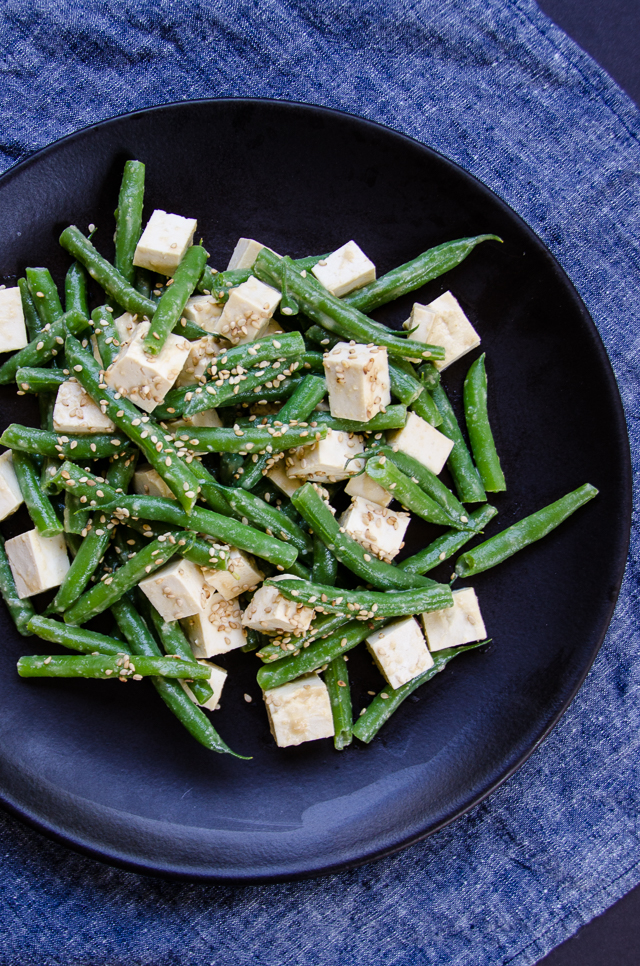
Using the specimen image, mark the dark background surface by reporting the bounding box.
[536,2,640,963]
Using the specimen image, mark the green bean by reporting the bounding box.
[59,226,156,318]
[298,350,324,373]
[365,457,462,528]
[342,235,502,313]
[178,422,328,457]
[91,305,121,368]
[417,361,441,390]
[431,384,487,503]
[411,388,442,427]
[454,484,598,578]
[257,612,349,662]
[352,641,488,742]
[324,655,353,749]
[291,483,435,591]
[64,262,89,316]
[198,254,332,302]
[0,309,89,384]
[114,160,145,284]
[253,248,445,363]
[312,536,338,586]
[203,480,313,557]
[143,245,208,353]
[63,530,193,625]
[285,559,312,580]
[398,504,498,574]
[463,354,506,492]
[312,406,407,434]
[369,446,470,526]
[139,597,214,705]
[111,594,244,756]
[25,267,64,326]
[0,535,35,636]
[134,267,154,299]
[15,368,66,395]
[268,578,453,620]
[17,653,210,680]
[0,424,128,461]
[11,450,63,537]
[120,515,229,570]
[18,278,43,340]
[28,615,122,654]
[64,337,201,512]
[175,317,213,341]
[242,627,268,653]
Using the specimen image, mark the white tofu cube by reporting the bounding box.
[285,428,365,483]
[339,496,410,563]
[138,557,204,621]
[182,295,223,333]
[323,341,390,422]
[312,241,376,297]
[133,464,176,500]
[266,460,302,499]
[52,380,116,434]
[0,287,28,353]
[345,472,392,507]
[113,311,139,346]
[404,292,480,372]
[263,672,334,747]
[5,530,69,598]
[133,209,197,276]
[175,336,219,388]
[0,450,23,521]
[202,548,263,601]
[387,411,453,475]
[242,575,314,636]
[104,320,191,413]
[213,276,281,345]
[366,617,434,690]
[181,588,246,658]
[181,660,227,711]
[226,237,272,270]
[166,408,222,431]
[421,587,486,652]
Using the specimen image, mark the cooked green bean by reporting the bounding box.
[257,612,349,662]
[324,654,353,750]
[267,578,453,620]
[65,262,89,316]
[417,361,441,390]
[28,615,122,654]
[342,235,501,313]
[17,653,210,680]
[285,559,312,580]
[140,597,214,705]
[92,305,121,368]
[204,480,313,557]
[312,406,407,434]
[18,278,43,340]
[370,446,470,526]
[118,515,229,570]
[134,267,153,299]
[0,309,89,384]
[178,422,328,457]
[463,354,506,492]
[25,267,64,326]
[398,504,498,574]
[455,484,598,578]
[352,641,489,742]
[197,253,331,302]
[365,456,462,528]
[144,245,208,353]
[11,450,63,537]
[15,368,66,394]
[411,388,442,427]
[312,536,338,586]
[114,160,145,284]
[1,424,128,461]
[431,384,487,503]
[0,535,35,636]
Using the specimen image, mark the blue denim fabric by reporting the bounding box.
[0,1,639,963]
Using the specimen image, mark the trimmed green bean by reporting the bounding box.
[285,559,312,580]
[417,361,441,390]
[177,423,328,457]
[0,309,89,384]
[11,450,63,537]
[204,480,313,557]
[17,653,210,680]
[312,406,407,434]
[268,578,453,620]
[18,278,43,340]
[144,245,208,354]
[0,535,35,636]
[16,367,67,394]
[64,489,90,535]
[370,446,470,526]
[312,536,338,586]
[119,515,229,570]
[65,262,89,316]
[431,384,486,503]
[342,235,502,313]
[135,267,153,299]
[114,160,145,284]
[411,388,442,427]
[352,641,488,742]
[324,655,353,750]
[463,354,506,492]
[455,484,598,578]
[92,305,121,368]
[365,457,462,528]
[398,504,498,574]
[1,424,128,461]
[140,598,214,706]
[25,267,63,326]
[28,615,122,654]
[197,253,332,302]
[257,612,349,662]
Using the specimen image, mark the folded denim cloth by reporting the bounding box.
[0,1,638,964]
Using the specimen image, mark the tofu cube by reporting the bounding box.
[421,587,486,652]
[345,472,392,507]
[5,530,69,598]
[312,241,376,297]
[366,617,434,690]
[181,660,227,712]
[133,209,197,276]
[242,575,314,636]
[285,428,365,483]
[202,548,264,601]
[104,320,191,413]
[52,380,116,434]
[214,276,281,345]
[0,450,24,521]
[339,496,410,563]
[175,336,219,388]
[387,411,454,476]
[266,460,302,499]
[405,292,480,372]
[263,672,334,747]
[323,341,390,422]
[113,311,139,346]
[181,588,246,658]
[138,557,204,621]
[166,408,222,431]
[182,295,224,333]
[226,237,273,270]
[133,464,176,500]
[0,287,28,353]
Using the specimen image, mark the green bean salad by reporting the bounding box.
[0,160,598,757]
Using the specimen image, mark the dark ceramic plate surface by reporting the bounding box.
[0,100,631,882]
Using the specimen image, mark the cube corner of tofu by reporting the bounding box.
[182,295,223,333]
[344,472,392,507]
[181,660,227,711]
[426,291,481,371]
[340,495,410,563]
[133,464,176,500]
[175,335,219,388]
[181,588,246,658]
[403,302,436,343]
[242,578,314,636]
[138,557,205,622]
[0,449,24,521]
[263,672,334,747]
[265,460,302,498]
[285,428,365,483]
[387,411,454,476]
[421,586,486,652]
[5,529,69,598]
[216,276,282,345]
[52,380,116,434]
[366,616,434,690]
[0,287,28,353]
[132,209,197,276]
[203,547,264,601]
[226,237,268,271]
[311,241,376,297]
[323,341,390,422]
[104,320,191,413]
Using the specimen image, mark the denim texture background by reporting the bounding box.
[0,1,638,964]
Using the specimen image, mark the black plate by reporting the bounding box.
[0,100,631,882]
